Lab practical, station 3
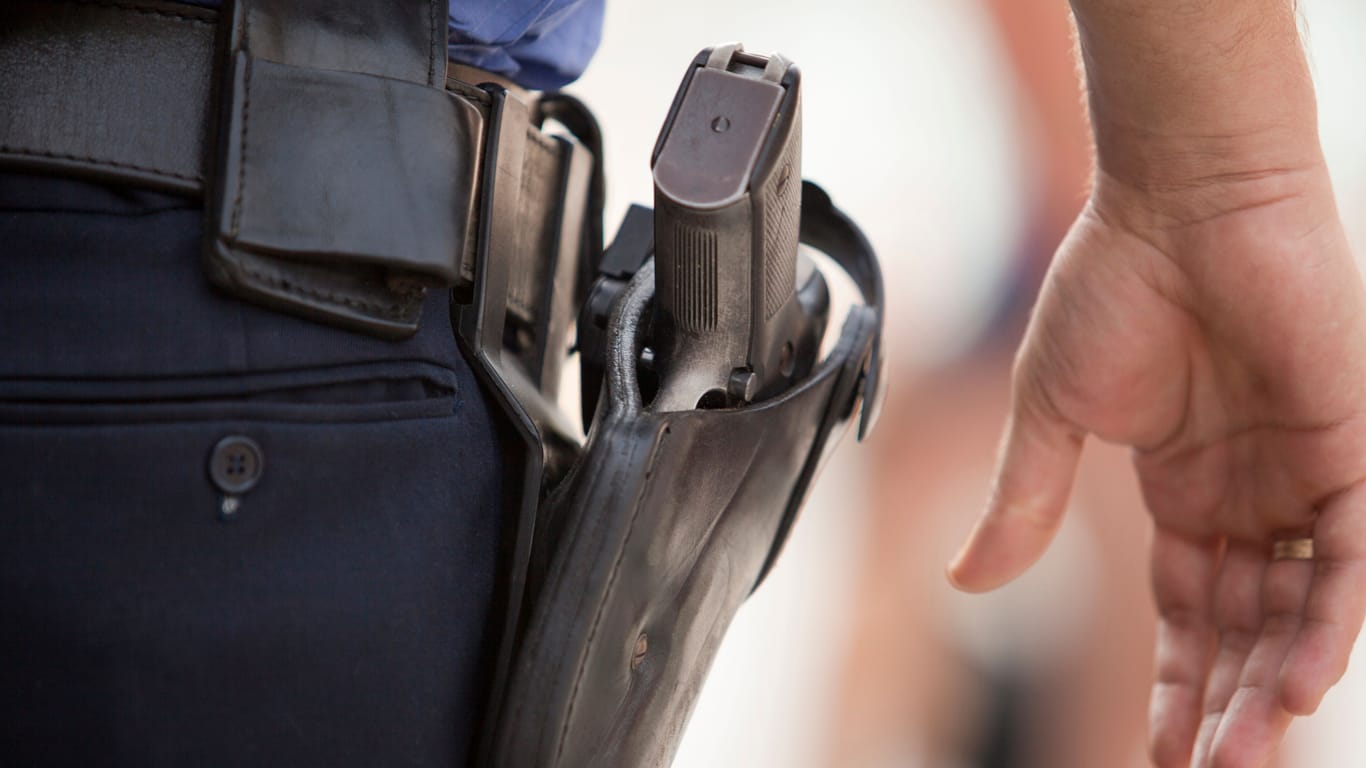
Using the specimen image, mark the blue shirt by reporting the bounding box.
[447,0,602,90]
[177,1,604,90]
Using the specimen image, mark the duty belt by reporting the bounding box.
[0,0,598,397]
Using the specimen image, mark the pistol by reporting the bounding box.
[651,44,829,412]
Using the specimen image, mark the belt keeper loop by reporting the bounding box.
[525,135,592,396]
[452,83,554,768]
[459,85,530,358]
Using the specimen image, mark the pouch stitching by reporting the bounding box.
[428,0,441,87]
[230,50,252,237]
[238,260,421,320]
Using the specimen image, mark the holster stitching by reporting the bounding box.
[556,428,670,762]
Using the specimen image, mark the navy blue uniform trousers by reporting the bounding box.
[0,172,504,766]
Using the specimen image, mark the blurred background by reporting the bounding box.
[568,1,1366,765]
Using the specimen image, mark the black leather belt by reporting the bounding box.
[0,0,597,376]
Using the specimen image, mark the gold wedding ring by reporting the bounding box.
[1272,538,1315,561]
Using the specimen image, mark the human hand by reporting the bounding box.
[947,167,1366,767]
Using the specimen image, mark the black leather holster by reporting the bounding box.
[486,182,884,767]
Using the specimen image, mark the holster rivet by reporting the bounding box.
[631,633,649,671]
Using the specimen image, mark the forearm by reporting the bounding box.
[1070,0,1324,203]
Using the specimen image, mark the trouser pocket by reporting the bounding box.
[0,360,502,767]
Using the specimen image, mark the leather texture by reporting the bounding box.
[0,0,593,343]
[205,44,482,336]
[489,182,884,767]
[0,1,216,194]
[204,0,475,337]
[229,0,446,86]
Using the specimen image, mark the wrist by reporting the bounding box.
[1086,109,1327,218]
[1072,0,1324,205]
[1087,158,1345,265]
[1090,150,1333,231]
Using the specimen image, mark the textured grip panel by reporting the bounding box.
[671,222,719,333]
[761,118,801,320]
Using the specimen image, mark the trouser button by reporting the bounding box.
[208,435,264,495]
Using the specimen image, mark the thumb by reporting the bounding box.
[947,390,1085,593]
